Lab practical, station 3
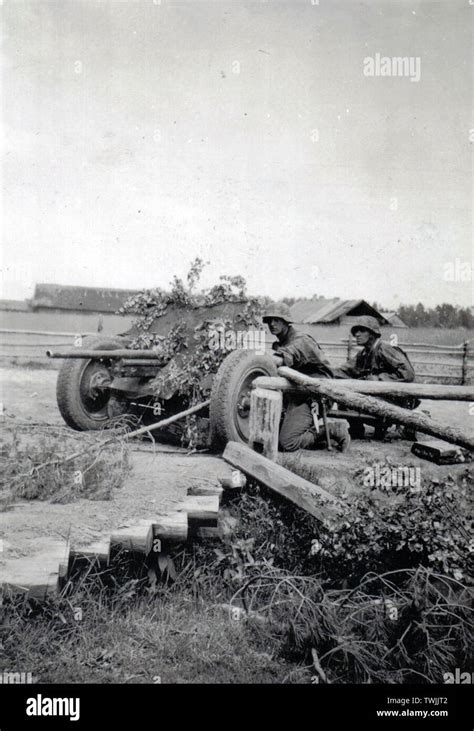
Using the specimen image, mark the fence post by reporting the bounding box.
[346,335,352,360]
[461,341,468,385]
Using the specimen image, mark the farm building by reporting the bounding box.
[380,311,408,328]
[0,284,137,335]
[28,283,139,315]
[289,296,393,327]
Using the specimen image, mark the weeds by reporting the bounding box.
[0,425,130,509]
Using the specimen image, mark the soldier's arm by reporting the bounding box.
[274,336,325,370]
[333,361,359,378]
[333,350,366,378]
[272,342,299,368]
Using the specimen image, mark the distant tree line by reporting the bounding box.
[394,303,473,329]
[371,302,473,328]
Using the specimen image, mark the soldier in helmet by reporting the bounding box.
[262,304,351,452]
[335,316,419,439]
[335,316,415,382]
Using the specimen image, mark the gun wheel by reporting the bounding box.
[56,336,127,430]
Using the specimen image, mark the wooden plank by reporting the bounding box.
[249,387,282,461]
[70,540,111,565]
[187,484,223,498]
[178,496,219,527]
[278,367,474,452]
[223,442,342,523]
[110,523,153,554]
[253,375,474,401]
[149,511,188,543]
[0,540,70,599]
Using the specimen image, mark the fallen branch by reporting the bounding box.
[11,400,211,482]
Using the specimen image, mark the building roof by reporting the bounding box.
[0,299,30,312]
[290,297,390,325]
[380,311,408,328]
[29,284,140,313]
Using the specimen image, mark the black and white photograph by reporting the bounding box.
[0,0,472,723]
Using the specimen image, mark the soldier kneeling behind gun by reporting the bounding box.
[334,316,421,440]
[262,304,351,452]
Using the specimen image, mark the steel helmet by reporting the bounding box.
[262,303,293,324]
[350,316,382,338]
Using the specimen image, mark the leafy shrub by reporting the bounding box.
[217,473,472,586]
[119,259,265,446]
[318,472,473,585]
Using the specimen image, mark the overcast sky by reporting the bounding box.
[1,0,472,308]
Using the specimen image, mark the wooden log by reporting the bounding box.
[178,495,220,527]
[223,442,342,523]
[0,540,70,599]
[278,367,474,452]
[110,523,153,554]
[150,511,188,543]
[253,375,474,401]
[249,387,282,461]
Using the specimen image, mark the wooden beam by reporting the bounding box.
[223,441,342,523]
[150,511,188,543]
[253,375,474,401]
[70,540,111,566]
[278,367,474,452]
[187,484,224,499]
[178,496,220,527]
[1,540,70,599]
[249,387,282,461]
[110,523,154,554]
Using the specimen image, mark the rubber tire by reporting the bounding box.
[56,335,125,431]
[210,350,278,448]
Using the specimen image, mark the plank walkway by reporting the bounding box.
[0,487,226,600]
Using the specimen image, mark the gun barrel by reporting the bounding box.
[46,349,164,360]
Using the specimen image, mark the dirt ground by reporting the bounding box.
[0,367,232,559]
[0,365,471,560]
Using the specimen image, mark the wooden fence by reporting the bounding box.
[320,338,473,385]
[0,329,472,385]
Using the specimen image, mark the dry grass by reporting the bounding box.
[0,554,294,684]
[0,424,130,509]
